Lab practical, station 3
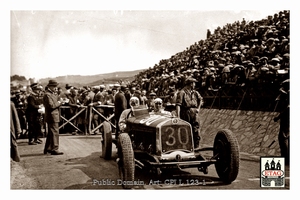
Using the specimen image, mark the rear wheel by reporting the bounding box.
[213,129,240,183]
[101,121,112,160]
[118,133,135,189]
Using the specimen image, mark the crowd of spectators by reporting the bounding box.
[10,81,154,136]
[130,10,289,105]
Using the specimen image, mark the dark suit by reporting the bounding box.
[43,88,61,152]
[114,91,127,138]
[26,92,43,143]
[11,101,21,162]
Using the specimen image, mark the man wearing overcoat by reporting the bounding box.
[43,79,64,155]
[114,85,127,139]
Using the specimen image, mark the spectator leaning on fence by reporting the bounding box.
[90,86,105,135]
[68,88,81,134]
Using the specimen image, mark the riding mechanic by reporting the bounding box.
[176,77,204,148]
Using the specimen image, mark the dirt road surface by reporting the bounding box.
[10,133,290,191]
[11,134,123,189]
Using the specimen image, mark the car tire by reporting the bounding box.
[118,133,135,189]
[213,129,240,183]
[102,121,112,160]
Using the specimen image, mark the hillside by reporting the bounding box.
[37,69,145,87]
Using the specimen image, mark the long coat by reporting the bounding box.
[10,101,21,162]
[114,91,127,120]
[26,92,42,122]
[43,89,61,123]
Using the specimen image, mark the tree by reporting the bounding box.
[11,75,27,82]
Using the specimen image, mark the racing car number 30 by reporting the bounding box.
[164,126,190,147]
[165,127,189,146]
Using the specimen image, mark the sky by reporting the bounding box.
[9,8,283,80]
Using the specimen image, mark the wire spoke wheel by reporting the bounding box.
[213,129,240,183]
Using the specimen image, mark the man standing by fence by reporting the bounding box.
[114,85,127,139]
[26,83,44,145]
[43,80,65,155]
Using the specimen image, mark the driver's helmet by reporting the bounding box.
[154,98,163,104]
[153,98,163,111]
[129,96,140,108]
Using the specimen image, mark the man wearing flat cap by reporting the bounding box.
[176,77,204,148]
[43,79,64,155]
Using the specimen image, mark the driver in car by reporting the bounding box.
[150,98,172,116]
[118,97,140,132]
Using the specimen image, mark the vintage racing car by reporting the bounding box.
[101,106,240,189]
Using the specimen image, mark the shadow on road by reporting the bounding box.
[63,151,124,189]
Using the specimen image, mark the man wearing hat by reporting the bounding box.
[26,83,44,145]
[43,80,64,155]
[176,77,204,148]
[65,83,73,99]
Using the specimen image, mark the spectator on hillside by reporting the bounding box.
[128,10,289,111]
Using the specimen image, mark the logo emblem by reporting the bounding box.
[260,157,285,187]
[171,118,178,124]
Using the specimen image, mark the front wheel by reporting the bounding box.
[213,129,240,183]
[117,133,135,189]
[102,121,112,160]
